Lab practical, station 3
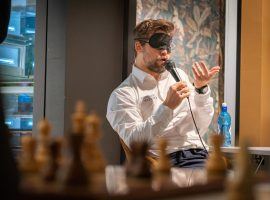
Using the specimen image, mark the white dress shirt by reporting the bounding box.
[106,65,214,157]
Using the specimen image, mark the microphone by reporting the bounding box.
[165,60,182,82]
[165,60,208,154]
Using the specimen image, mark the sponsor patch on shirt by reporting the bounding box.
[142,94,157,102]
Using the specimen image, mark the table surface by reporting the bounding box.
[220,147,270,155]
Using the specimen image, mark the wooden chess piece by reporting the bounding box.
[64,101,88,186]
[71,100,86,135]
[125,141,152,189]
[227,141,254,200]
[82,112,106,174]
[64,134,88,186]
[43,138,62,182]
[206,134,227,181]
[153,138,171,175]
[152,138,173,191]
[125,141,152,179]
[35,118,51,169]
[19,136,39,173]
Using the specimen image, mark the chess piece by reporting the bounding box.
[64,101,88,186]
[43,138,62,182]
[125,141,152,179]
[35,119,51,169]
[64,134,88,186]
[153,138,171,175]
[82,112,106,174]
[152,138,173,191]
[227,141,254,200]
[206,134,227,181]
[19,136,39,173]
[71,100,87,135]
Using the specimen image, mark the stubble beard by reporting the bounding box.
[142,50,167,74]
[146,59,166,74]
[147,64,165,74]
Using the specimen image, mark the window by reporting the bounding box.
[0,0,36,149]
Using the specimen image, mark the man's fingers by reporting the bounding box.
[179,87,189,94]
[180,91,190,99]
[171,82,187,94]
[171,85,178,91]
[209,70,219,78]
[210,66,220,71]
[209,67,220,78]
[195,62,205,76]
[177,87,189,99]
[174,81,187,90]
[192,66,201,80]
[199,61,209,77]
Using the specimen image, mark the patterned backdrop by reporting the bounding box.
[136,0,225,142]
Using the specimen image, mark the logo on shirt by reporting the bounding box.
[142,95,157,102]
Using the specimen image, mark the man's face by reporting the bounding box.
[137,32,172,74]
[142,44,170,74]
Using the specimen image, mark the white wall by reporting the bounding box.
[224,0,239,146]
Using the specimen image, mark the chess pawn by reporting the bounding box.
[42,138,62,182]
[125,141,152,179]
[152,138,173,191]
[82,112,106,174]
[71,100,87,135]
[153,138,171,175]
[35,119,51,169]
[19,136,39,173]
[84,112,102,141]
[206,134,227,181]
[227,141,254,200]
[63,100,88,186]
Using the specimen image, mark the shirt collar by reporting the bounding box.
[132,65,169,84]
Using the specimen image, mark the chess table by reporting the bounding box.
[221,147,270,173]
[18,166,270,200]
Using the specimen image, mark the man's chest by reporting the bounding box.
[138,89,163,119]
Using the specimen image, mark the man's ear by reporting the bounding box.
[135,41,143,53]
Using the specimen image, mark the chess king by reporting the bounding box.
[106,19,220,168]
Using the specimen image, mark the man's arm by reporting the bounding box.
[176,67,214,136]
[191,61,219,134]
[192,85,214,135]
[106,87,173,148]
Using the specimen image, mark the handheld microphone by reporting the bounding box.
[164,59,208,154]
[165,60,182,82]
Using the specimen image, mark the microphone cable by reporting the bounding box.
[174,68,208,154]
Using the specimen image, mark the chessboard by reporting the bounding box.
[16,101,270,200]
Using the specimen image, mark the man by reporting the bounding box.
[106,19,220,168]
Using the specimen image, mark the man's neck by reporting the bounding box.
[134,62,160,81]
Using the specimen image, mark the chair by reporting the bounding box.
[119,138,158,167]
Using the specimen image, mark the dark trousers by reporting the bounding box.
[169,148,208,168]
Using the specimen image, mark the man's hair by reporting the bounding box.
[133,19,174,40]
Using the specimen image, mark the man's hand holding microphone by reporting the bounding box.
[163,61,220,110]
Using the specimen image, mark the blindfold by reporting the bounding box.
[135,33,173,53]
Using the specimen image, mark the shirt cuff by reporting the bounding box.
[152,103,173,129]
[194,85,211,106]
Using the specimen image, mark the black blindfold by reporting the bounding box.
[135,33,173,53]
